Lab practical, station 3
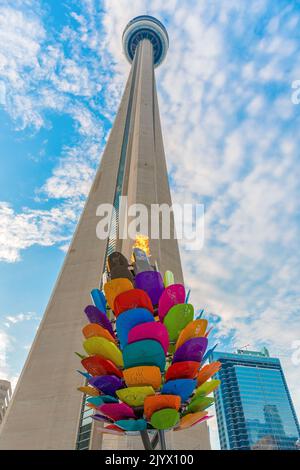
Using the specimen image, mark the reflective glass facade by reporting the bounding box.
[211,350,300,450]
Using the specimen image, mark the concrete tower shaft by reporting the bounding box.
[0,16,210,451]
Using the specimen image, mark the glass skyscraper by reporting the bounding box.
[211,348,300,450]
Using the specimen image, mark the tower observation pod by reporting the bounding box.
[122,15,169,67]
[0,16,211,451]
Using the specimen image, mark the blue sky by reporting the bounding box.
[0,0,300,448]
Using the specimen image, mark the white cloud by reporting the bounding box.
[0,201,78,262]
[0,328,23,392]
[4,312,40,326]
[247,95,265,115]
[0,5,45,128]
[0,1,106,132]
[0,328,19,391]
[0,329,10,378]
[41,144,100,200]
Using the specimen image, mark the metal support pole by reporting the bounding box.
[158,430,167,450]
[140,430,153,450]
[151,432,159,449]
[140,430,161,450]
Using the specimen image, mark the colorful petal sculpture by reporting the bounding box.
[89,375,123,396]
[186,396,215,413]
[116,308,154,348]
[115,419,147,432]
[165,361,200,381]
[174,414,212,431]
[77,370,92,380]
[76,248,221,448]
[108,251,130,270]
[163,270,175,288]
[127,322,169,354]
[175,319,208,350]
[158,284,185,321]
[161,379,196,402]
[87,395,118,406]
[91,289,107,313]
[201,343,218,365]
[123,339,166,372]
[114,289,154,317]
[107,252,134,282]
[150,408,180,430]
[163,303,194,342]
[99,425,125,436]
[84,305,114,336]
[197,361,221,386]
[104,278,134,310]
[123,366,162,389]
[144,394,181,420]
[116,386,155,407]
[77,386,99,396]
[134,271,164,306]
[81,355,123,378]
[99,403,136,421]
[133,247,153,274]
[174,411,208,430]
[83,337,123,367]
[193,379,221,398]
[172,337,208,363]
[92,414,112,423]
[82,323,116,343]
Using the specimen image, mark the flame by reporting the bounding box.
[132,234,151,260]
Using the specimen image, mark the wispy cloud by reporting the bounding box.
[0,201,78,262]
[0,327,26,391]
[4,312,40,327]
[0,329,10,377]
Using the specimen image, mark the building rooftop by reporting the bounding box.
[236,347,270,357]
